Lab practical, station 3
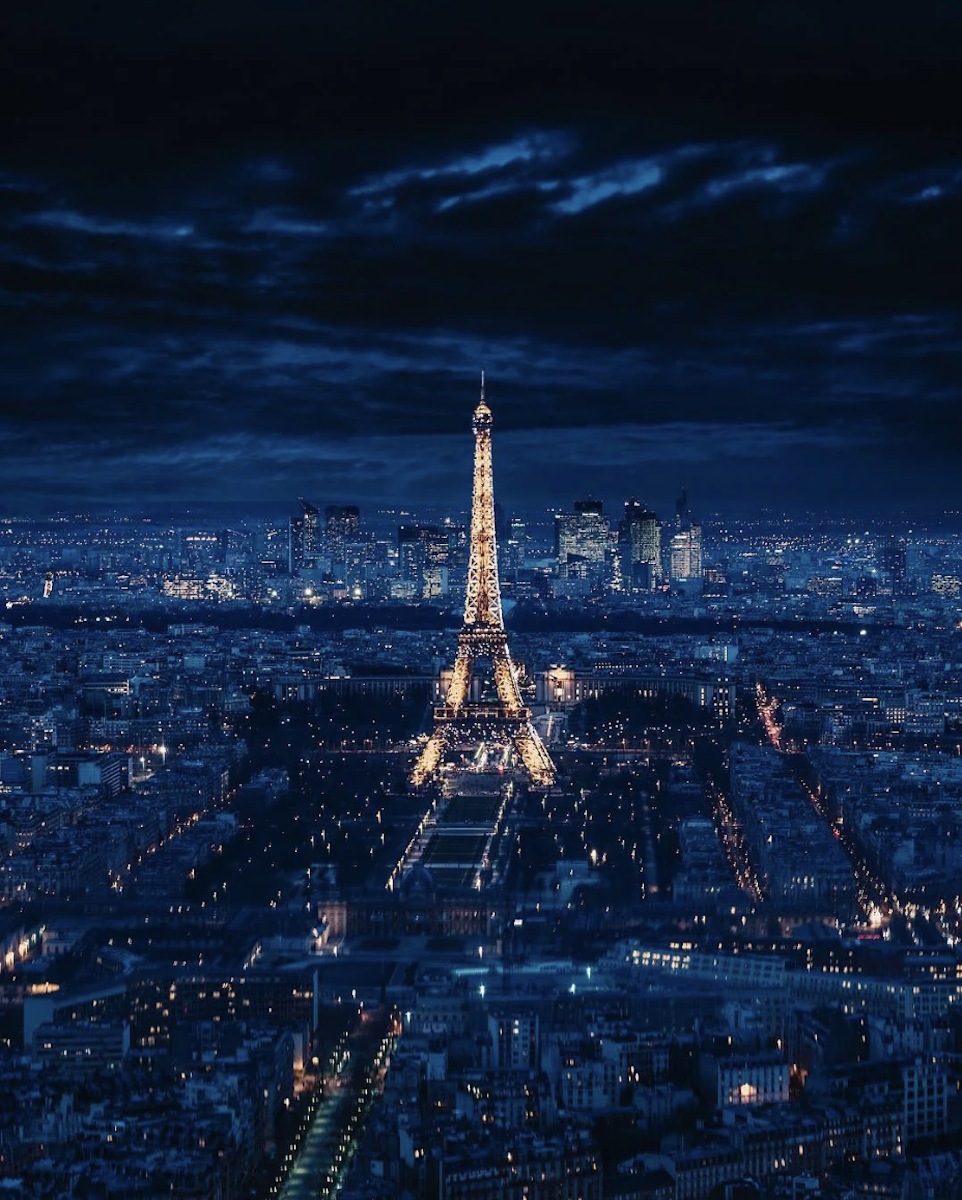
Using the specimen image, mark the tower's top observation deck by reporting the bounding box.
[473,400,492,431]
[473,373,492,431]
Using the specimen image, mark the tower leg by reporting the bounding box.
[412,732,446,787]
[446,648,474,712]
[492,648,525,719]
[513,724,555,788]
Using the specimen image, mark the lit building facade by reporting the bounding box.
[622,499,662,589]
[669,525,703,581]
[554,500,609,575]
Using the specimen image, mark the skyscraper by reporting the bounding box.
[398,524,450,599]
[668,486,702,584]
[554,499,609,576]
[300,497,321,566]
[622,499,662,589]
[397,525,421,583]
[503,516,528,578]
[288,513,303,576]
[877,537,906,596]
[669,526,703,581]
[675,485,689,529]
[324,504,360,561]
[289,497,321,574]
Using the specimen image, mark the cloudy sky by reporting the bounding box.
[1,2,961,516]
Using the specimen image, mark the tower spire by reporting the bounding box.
[411,380,555,788]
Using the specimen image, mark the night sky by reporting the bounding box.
[2,3,961,516]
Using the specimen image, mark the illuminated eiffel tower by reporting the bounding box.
[411,378,555,788]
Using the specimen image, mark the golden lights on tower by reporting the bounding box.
[411,378,555,787]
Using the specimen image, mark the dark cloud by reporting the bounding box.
[1,2,961,512]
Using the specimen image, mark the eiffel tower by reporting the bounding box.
[411,378,556,788]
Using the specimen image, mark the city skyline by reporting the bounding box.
[2,4,961,513]
[3,71,962,1189]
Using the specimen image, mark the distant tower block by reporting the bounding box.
[411,379,555,788]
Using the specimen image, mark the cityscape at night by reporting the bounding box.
[3,3,962,1199]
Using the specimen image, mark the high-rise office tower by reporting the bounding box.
[554,499,609,575]
[688,524,703,577]
[411,380,554,787]
[397,525,423,583]
[289,498,320,574]
[622,498,662,589]
[421,528,450,599]
[299,497,321,568]
[288,514,304,575]
[398,524,450,598]
[669,526,703,580]
[877,537,906,596]
[325,504,360,561]
[261,523,289,576]
[668,486,702,584]
[503,516,528,578]
[675,485,689,529]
